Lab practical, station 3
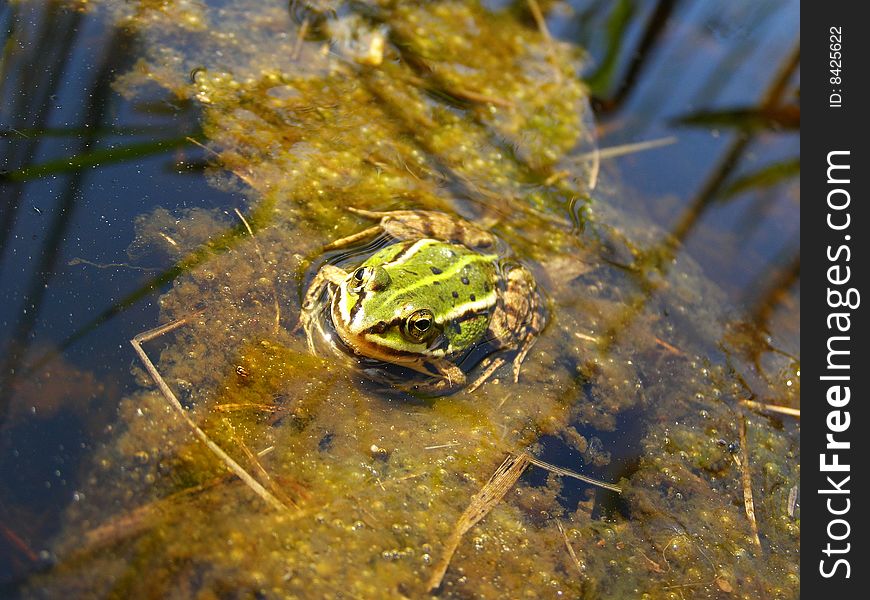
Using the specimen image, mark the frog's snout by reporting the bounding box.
[366,266,392,292]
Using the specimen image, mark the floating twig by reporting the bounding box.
[555,519,584,577]
[572,136,677,163]
[523,453,622,493]
[130,315,288,512]
[424,442,460,450]
[740,399,800,419]
[587,144,601,191]
[574,331,599,344]
[427,452,531,592]
[526,0,565,91]
[787,484,799,519]
[654,336,685,357]
[526,0,552,42]
[0,521,38,563]
[230,423,299,509]
[737,413,762,549]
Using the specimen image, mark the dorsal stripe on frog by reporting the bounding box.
[384,238,439,266]
[347,250,499,329]
[337,239,451,327]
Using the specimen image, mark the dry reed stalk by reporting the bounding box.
[131,316,288,512]
[737,413,762,549]
[427,452,531,591]
[740,399,800,419]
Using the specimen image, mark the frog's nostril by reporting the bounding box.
[368,320,389,334]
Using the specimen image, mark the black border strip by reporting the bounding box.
[804,3,869,596]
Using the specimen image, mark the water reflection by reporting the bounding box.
[577,0,799,361]
[0,0,216,587]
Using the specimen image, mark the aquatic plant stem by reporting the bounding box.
[130,315,288,512]
[740,399,800,419]
[737,413,762,550]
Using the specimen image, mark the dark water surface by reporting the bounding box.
[1,1,798,597]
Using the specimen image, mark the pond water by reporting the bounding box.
[1,1,799,598]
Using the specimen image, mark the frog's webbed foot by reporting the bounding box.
[467,328,539,392]
[347,207,498,250]
[298,264,347,352]
[510,317,543,381]
[404,357,467,394]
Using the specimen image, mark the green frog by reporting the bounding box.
[299,208,544,394]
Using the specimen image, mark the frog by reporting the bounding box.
[299,208,545,394]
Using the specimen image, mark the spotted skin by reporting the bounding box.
[300,209,544,394]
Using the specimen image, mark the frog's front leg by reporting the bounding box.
[299,264,347,352]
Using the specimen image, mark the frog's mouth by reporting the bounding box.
[326,302,499,392]
[329,288,441,376]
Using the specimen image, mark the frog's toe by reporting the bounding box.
[511,330,541,383]
[511,349,528,383]
[468,357,505,392]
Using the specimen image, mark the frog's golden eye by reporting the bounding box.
[404,309,435,342]
[348,266,372,293]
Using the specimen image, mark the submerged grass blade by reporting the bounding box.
[674,105,799,132]
[523,453,622,493]
[740,399,800,419]
[1,135,198,182]
[585,0,635,96]
[719,158,799,199]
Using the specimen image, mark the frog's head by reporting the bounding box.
[329,239,498,367]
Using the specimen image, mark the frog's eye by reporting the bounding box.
[348,266,372,293]
[404,309,435,342]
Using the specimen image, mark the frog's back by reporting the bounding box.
[368,240,498,317]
